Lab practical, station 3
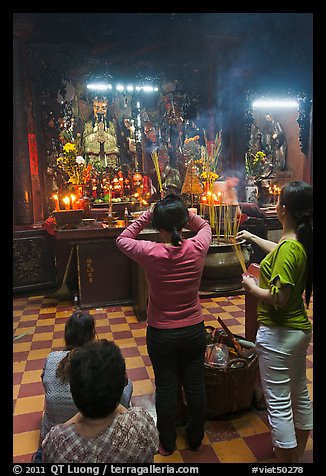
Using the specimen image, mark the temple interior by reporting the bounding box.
[12,12,313,466]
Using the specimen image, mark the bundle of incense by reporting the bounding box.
[151,150,163,194]
[217,316,255,359]
[232,238,247,273]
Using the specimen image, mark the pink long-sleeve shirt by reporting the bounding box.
[116,209,212,329]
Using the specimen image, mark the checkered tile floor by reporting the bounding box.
[13,294,313,463]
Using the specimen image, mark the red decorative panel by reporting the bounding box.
[27,133,39,175]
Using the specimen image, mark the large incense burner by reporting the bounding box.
[200,236,250,293]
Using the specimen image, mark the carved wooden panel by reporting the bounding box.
[13,231,56,292]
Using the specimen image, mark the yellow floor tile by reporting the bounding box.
[231,412,269,437]
[154,450,184,463]
[126,317,139,324]
[107,311,126,319]
[138,345,148,356]
[55,311,71,318]
[13,361,26,373]
[228,324,244,335]
[306,436,313,451]
[306,368,313,381]
[132,379,155,396]
[32,332,55,342]
[13,311,24,318]
[14,327,35,338]
[20,315,38,322]
[39,308,57,314]
[307,383,313,400]
[51,338,65,349]
[114,338,138,348]
[202,308,212,315]
[176,432,187,450]
[21,370,42,384]
[13,431,41,456]
[131,328,146,338]
[146,366,154,379]
[36,318,56,327]
[229,298,245,305]
[13,342,32,353]
[27,349,50,360]
[212,438,256,463]
[219,311,236,319]
[97,332,113,340]
[13,385,20,400]
[94,318,109,327]
[14,395,44,415]
[225,305,242,312]
[110,323,132,332]
[125,356,147,369]
[201,302,218,308]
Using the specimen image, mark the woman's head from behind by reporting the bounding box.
[279,180,313,225]
[69,339,126,419]
[64,311,96,350]
[56,311,96,383]
[151,194,188,246]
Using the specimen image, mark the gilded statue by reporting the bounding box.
[82,97,120,168]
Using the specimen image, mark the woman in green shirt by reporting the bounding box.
[237,181,313,463]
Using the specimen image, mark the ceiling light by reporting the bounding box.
[252,99,299,109]
[86,83,112,91]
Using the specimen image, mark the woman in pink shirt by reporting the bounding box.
[116,194,212,455]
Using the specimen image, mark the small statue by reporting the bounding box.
[162,164,182,195]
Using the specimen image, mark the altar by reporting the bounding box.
[54,223,195,315]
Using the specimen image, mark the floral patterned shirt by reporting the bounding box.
[42,407,159,463]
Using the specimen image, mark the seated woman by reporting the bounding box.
[40,310,133,442]
[42,339,159,463]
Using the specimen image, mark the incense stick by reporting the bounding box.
[151,150,163,193]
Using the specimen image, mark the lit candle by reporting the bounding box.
[217,191,222,204]
[52,194,60,211]
[70,194,76,209]
[63,196,70,210]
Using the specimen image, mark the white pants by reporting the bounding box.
[256,325,313,449]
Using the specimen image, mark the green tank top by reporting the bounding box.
[257,239,311,330]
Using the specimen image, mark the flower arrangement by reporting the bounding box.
[57,142,91,185]
[200,130,222,188]
[245,150,267,178]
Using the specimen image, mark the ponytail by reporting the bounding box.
[296,218,313,308]
[171,227,182,247]
[56,351,73,383]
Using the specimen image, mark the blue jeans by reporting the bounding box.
[146,321,207,452]
[256,325,313,449]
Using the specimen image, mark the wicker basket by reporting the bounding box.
[205,354,258,419]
